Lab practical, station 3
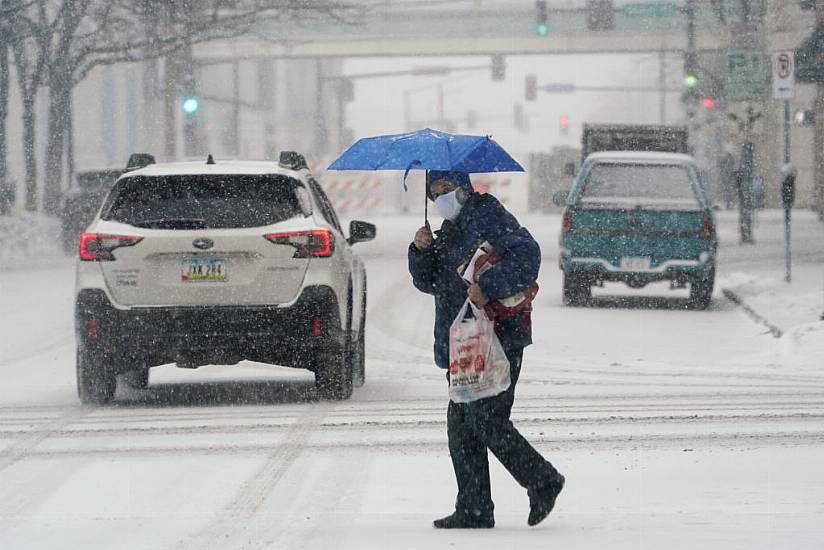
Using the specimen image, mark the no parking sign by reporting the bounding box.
[773,51,796,100]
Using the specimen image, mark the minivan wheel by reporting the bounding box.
[314,341,353,400]
[689,269,715,310]
[76,348,116,405]
[563,272,591,306]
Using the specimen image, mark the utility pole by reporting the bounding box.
[684,0,697,124]
[659,50,667,124]
[314,60,328,156]
[164,55,179,160]
[816,0,824,219]
[231,60,240,156]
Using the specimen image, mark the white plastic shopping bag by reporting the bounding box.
[448,298,511,403]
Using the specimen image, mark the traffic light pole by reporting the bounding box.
[784,99,793,282]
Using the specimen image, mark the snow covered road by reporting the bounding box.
[1,211,823,549]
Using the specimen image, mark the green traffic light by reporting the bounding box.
[537,23,548,36]
[683,74,698,88]
[182,97,200,114]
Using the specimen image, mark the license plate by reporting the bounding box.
[181,258,227,282]
[620,257,651,270]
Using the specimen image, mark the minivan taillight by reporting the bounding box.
[264,229,334,258]
[79,233,143,261]
[700,217,714,238]
[562,211,574,233]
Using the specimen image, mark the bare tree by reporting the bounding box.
[0,0,32,211]
[38,0,360,214]
[8,0,359,213]
[10,0,53,212]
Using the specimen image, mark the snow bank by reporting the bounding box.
[720,262,824,369]
[0,213,64,267]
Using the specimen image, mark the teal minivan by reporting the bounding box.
[557,152,717,309]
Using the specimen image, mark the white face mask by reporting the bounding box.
[434,190,464,221]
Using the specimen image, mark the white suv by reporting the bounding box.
[74,152,375,404]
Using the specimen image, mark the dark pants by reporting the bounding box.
[447,348,559,517]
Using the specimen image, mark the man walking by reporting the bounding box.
[408,170,565,529]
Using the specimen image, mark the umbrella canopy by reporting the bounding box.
[327,128,524,177]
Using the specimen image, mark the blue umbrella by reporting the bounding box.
[329,127,523,179]
[328,128,524,222]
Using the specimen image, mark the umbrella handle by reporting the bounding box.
[424,171,429,227]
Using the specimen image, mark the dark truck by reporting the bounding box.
[581,124,689,161]
[60,169,124,253]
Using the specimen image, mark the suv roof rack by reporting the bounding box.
[279,151,308,171]
[126,153,156,171]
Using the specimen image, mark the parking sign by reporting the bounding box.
[773,51,796,99]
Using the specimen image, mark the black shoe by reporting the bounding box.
[433,510,495,529]
[528,473,565,526]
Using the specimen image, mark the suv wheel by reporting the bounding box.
[76,348,116,405]
[563,272,591,307]
[123,368,150,390]
[352,295,366,388]
[689,268,715,310]
[315,340,353,400]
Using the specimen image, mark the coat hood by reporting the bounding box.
[426,170,473,200]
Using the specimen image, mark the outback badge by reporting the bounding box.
[192,238,214,250]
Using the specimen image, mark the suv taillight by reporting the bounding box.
[79,233,143,261]
[562,211,574,233]
[264,229,335,258]
[700,217,714,238]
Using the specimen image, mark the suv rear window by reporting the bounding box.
[579,163,700,209]
[102,174,302,229]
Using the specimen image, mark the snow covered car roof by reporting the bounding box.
[120,160,309,179]
[584,151,697,165]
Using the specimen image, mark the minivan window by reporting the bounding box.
[102,174,302,229]
[579,163,700,209]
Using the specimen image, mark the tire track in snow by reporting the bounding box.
[8,427,824,461]
[0,406,89,472]
[173,401,334,550]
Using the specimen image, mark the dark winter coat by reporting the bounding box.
[408,192,540,370]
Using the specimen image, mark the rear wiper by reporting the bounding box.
[130,217,206,229]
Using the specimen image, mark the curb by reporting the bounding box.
[721,288,784,339]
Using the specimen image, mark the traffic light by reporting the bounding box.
[535,1,548,36]
[683,74,698,89]
[525,75,537,101]
[491,54,506,81]
[702,97,716,109]
[182,96,200,114]
[559,115,570,135]
[182,91,203,156]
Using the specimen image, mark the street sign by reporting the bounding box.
[772,51,796,99]
[542,83,576,93]
[623,2,678,18]
[725,50,768,102]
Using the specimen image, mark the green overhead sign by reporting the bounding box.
[725,50,768,102]
[623,2,678,18]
